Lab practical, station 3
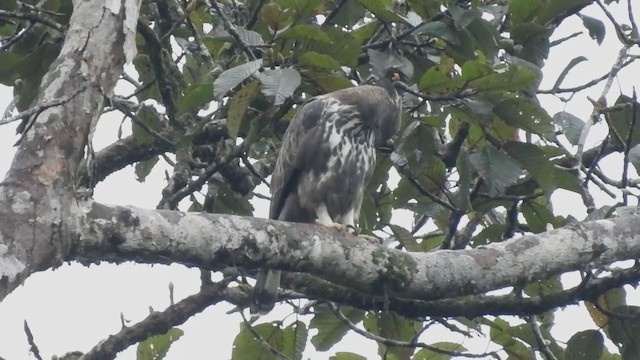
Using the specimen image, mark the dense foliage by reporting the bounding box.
[2,0,640,359]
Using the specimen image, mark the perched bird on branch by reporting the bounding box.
[251,66,405,314]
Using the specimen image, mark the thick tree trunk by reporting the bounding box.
[0,0,139,300]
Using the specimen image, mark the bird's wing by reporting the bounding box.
[269,98,325,220]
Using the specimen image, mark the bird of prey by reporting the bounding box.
[251,67,404,314]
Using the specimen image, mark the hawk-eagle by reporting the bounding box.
[251,68,403,313]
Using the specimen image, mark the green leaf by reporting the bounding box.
[329,352,367,360]
[469,146,522,196]
[467,18,499,60]
[227,80,261,139]
[363,312,420,360]
[304,71,353,94]
[330,0,366,27]
[585,287,627,330]
[354,0,405,23]
[489,318,533,359]
[521,198,558,233]
[414,21,460,44]
[553,111,584,145]
[135,156,160,183]
[552,56,588,90]
[177,83,215,117]
[538,0,593,24]
[232,323,284,360]
[299,52,341,70]
[310,305,365,351]
[282,321,307,360]
[464,63,537,92]
[565,330,604,360]
[389,224,420,252]
[281,24,332,43]
[0,0,18,10]
[508,0,544,24]
[132,106,164,145]
[511,22,552,67]
[136,328,184,360]
[413,342,468,360]
[472,224,507,246]
[608,306,640,359]
[494,97,555,140]
[236,27,265,46]
[504,141,555,192]
[449,5,482,30]
[259,68,302,105]
[419,59,465,93]
[260,2,292,31]
[629,145,640,174]
[609,95,640,147]
[213,59,262,99]
[524,277,562,297]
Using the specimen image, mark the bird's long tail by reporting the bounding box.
[251,269,281,314]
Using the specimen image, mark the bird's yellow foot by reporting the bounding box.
[315,219,347,231]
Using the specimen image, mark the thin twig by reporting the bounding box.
[527,315,558,360]
[23,321,43,360]
[0,9,65,31]
[208,0,256,60]
[238,311,292,360]
[0,94,78,126]
[327,303,498,359]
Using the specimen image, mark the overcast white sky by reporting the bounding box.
[1,3,639,359]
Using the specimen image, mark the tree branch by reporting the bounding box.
[41,200,640,313]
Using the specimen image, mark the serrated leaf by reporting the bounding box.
[494,97,555,140]
[553,111,584,145]
[413,342,468,360]
[135,156,159,183]
[259,68,302,105]
[136,328,184,360]
[299,52,341,70]
[213,59,262,99]
[310,305,364,351]
[227,80,261,139]
[469,146,522,196]
[177,83,215,117]
[565,330,604,360]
